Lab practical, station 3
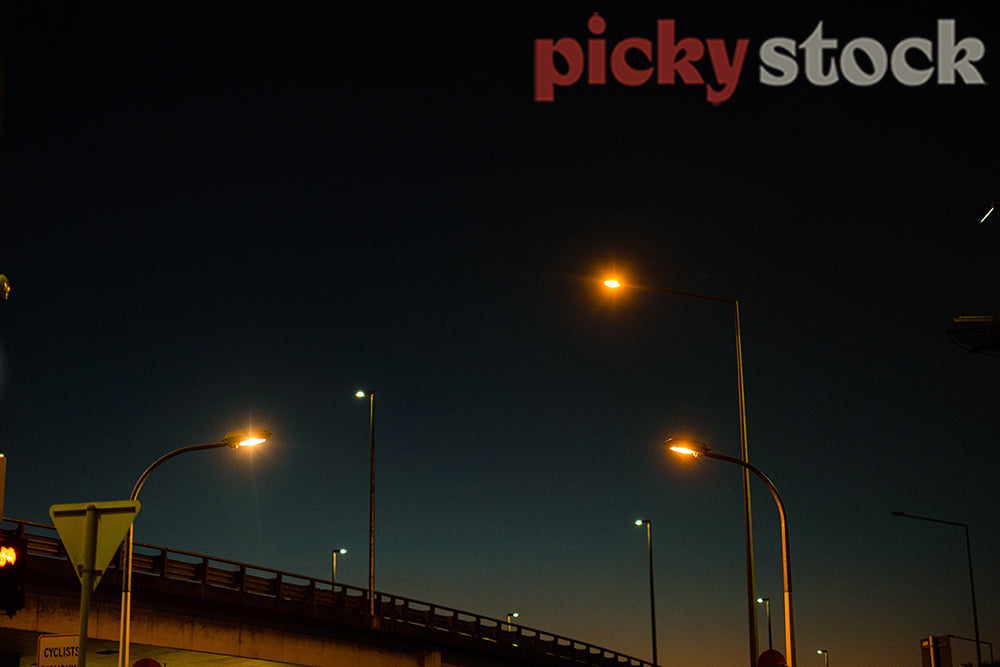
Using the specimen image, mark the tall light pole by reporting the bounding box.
[893,511,982,667]
[356,389,376,615]
[635,519,658,666]
[667,438,795,667]
[604,277,758,665]
[757,597,772,650]
[817,649,829,666]
[332,547,347,584]
[117,428,272,667]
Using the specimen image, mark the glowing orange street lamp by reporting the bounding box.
[604,276,759,666]
[118,428,272,667]
[667,438,796,667]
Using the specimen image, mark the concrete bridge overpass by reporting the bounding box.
[0,520,652,667]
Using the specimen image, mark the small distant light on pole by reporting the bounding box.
[355,390,366,398]
[635,519,643,526]
[604,279,621,289]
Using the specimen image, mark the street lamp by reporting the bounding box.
[506,611,520,646]
[355,389,376,615]
[667,438,795,667]
[332,548,347,583]
[635,519,658,666]
[817,649,828,666]
[757,597,772,650]
[117,428,272,667]
[892,511,982,667]
[604,277,758,666]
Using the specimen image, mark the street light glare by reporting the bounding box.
[665,437,708,457]
[355,390,366,397]
[604,279,621,288]
[224,428,273,449]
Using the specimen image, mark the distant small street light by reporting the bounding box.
[892,511,982,667]
[634,519,658,666]
[332,547,347,583]
[757,597,772,650]
[355,389,376,615]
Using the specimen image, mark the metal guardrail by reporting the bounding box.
[3,518,652,667]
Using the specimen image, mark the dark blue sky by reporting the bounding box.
[1,3,997,665]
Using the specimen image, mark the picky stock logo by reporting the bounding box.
[533,13,987,104]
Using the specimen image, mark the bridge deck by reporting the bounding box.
[1,520,652,667]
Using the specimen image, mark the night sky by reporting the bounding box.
[1,3,997,666]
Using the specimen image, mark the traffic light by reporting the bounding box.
[0,534,26,615]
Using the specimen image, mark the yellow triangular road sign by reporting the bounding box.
[50,500,140,592]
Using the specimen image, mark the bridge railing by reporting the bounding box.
[3,518,652,667]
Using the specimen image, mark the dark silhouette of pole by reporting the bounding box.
[893,511,982,667]
[357,389,376,615]
[636,519,658,665]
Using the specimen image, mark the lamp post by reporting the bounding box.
[506,611,520,646]
[667,438,795,667]
[635,519,658,666]
[757,597,772,650]
[332,548,347,583]
[892,511,982,667]
[817,649,828,666]
[117,428,272,667]
[605,278,758,666]
[356,389,376,615]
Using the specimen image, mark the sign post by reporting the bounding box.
[50,501,140,667]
